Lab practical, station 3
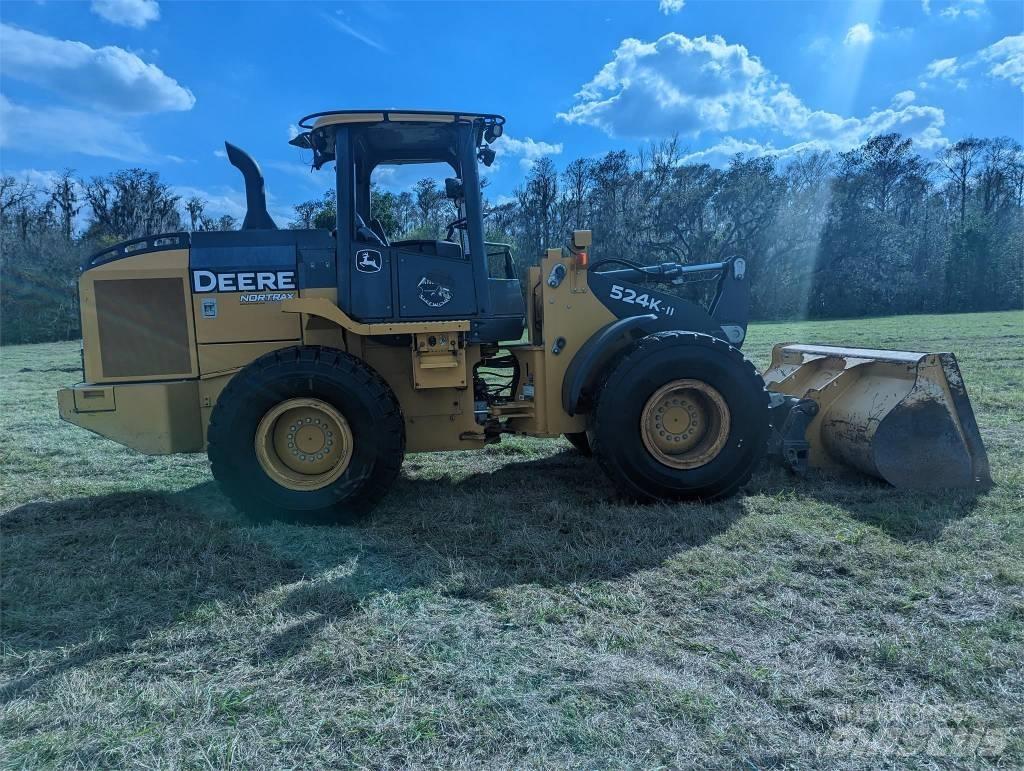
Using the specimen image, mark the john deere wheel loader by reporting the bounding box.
[57,110,992,523]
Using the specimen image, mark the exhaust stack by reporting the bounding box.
[224,141,277,230]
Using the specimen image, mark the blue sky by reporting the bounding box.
[1,0,1021,224]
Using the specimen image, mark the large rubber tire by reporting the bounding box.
[589,332,769,502]
[208,346,405,524]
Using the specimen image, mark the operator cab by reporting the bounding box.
[290,110,524,342]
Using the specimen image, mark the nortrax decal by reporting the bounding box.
[191,269,296,293]
[240,292,296,304]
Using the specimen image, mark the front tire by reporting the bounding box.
[208,346,405,524]
[590,332,769,502]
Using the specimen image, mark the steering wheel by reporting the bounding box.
[445,217,467,241]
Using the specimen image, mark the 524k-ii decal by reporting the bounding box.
[608,284,676,316]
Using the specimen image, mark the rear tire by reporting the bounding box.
[208,346,405,524]
[590,332,768,502]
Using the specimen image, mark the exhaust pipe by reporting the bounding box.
[224,141,277,230]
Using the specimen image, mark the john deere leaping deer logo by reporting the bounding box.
[417,274,453,308]
[355,249,382,273]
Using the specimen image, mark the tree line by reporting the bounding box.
[0,170,234,344]
[485,133,1022,320]
[2,131,1021,344]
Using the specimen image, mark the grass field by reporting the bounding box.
[1,310,1022,768]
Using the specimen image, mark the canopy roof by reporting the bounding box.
[289,110,505,170]
[296,109,505,131]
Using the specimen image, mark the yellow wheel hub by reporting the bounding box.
[254,398,353,491]
[641,379,731,469]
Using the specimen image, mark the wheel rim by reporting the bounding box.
[640,379,731,469]
[254,398,353,491]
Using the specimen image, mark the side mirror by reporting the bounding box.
[444,177,464,200]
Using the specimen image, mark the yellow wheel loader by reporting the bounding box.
[57,110,992,523]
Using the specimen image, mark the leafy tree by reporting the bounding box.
[84,169,182,242]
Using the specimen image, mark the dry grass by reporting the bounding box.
[1,310,1022,769]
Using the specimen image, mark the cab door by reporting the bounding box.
[395,245,477,319]
[347,244,394,321]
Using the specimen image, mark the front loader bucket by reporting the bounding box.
[763,344,992,490]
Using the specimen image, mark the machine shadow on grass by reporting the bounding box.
[745,465,988,543]
[1,450,985,684]
[0,490,306,698]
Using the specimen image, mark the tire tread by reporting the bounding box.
[589,331,769,502]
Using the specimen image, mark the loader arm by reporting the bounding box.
[586,256,750,346]
[562,257,750,416]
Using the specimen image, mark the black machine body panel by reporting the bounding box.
[587,257,750,347]
[188,229,335,294]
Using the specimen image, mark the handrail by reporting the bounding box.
[82,232,191,271]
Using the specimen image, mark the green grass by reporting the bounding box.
[2,310,1022,768]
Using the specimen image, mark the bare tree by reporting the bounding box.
[0,176,36,227]
[85,169,182,241]
[941,138,985,229]
[185,196,207,231]
[50,171,82,241]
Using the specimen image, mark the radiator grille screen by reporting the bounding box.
[95,277,191,377]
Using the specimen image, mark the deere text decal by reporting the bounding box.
[191,269,296,294]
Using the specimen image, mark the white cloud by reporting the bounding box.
[173,184,292,226]
[805,36,831,55]
[891,89,916,108]
[90,0,160,29]
[921,0,932,14]
[213,148,227,158]
[0,24,194,114]
[0,167,62,191]
[324,13,388,53]
[263,159,323,188]
[978,35,1024,91]
[172,185,246,220]
[288,124,301,140]
[922,56,968,89]
[0,95,152,161]
[923,35,1023,93]
[678,98,951,167]
[659,0,685,14]
[679,137,784,165]
[809,24,908,56]
[558,33,947,152]
[938,0,986,20]
[494,135,564,170]
[925,57,959,79]
[844,23,874,47]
